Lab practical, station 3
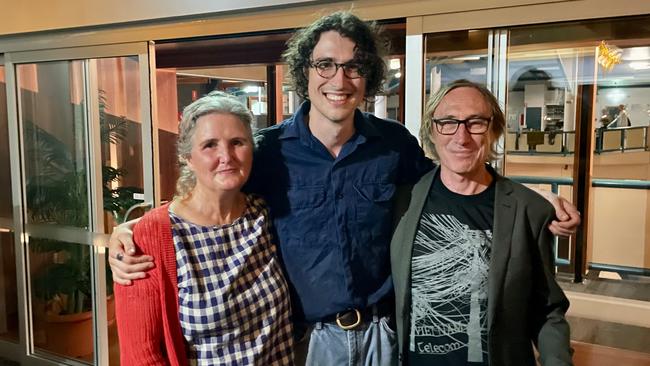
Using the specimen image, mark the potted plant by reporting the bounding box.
[25,91,142,358]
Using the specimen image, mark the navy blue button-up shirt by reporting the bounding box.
[248,102,433,322]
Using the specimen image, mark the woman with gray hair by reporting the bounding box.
[114,91,293,365]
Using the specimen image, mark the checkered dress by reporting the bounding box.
[170,194,293,365]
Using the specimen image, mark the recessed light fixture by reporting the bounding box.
[537,66,560,71]
[470,67,486,75]
[453,55,482,61]
[629,61,650,70]
[622,46,650,61]
[244,85,261,93]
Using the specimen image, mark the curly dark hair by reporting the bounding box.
[282,11,388,100]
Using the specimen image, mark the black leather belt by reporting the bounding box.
[320,299,394,330]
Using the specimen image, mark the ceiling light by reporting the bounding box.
[452,55,482,61]
[629,61,650,70]
[244,85,260,93]
[537,66,560,71]
[622,46,650,61]
[470,67,486,75]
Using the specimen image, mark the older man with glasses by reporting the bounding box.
[391,79,573,366]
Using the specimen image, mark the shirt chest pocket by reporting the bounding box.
[354,183,394,202]
[354,183,395,227]
[283,186,328,246]
[287,186,326,209]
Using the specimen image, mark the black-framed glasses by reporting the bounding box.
[432,117,492,135]
[309,59,363,79]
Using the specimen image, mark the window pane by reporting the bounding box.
[30,238,93,362]
[18,61,89,229]
[17,61,94,362]
[506,16,650,355]
[96,56,145,228]
[94,56,145,365]
[424,29,490,98]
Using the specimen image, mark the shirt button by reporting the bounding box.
[336,193,344,199]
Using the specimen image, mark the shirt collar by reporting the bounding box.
[278,101,382,141]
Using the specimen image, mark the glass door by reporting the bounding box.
[4,43,155,365]
[422,15,650,360]
[503,16,650,357]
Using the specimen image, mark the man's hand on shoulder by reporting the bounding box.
[108,218,155,285]
[534,189,581,237]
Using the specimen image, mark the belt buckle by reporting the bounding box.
[335,309,361,330]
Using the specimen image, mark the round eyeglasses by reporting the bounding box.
[432,117,492,135]
[309,59,363,79]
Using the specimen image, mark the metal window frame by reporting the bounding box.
[1,42,155,365]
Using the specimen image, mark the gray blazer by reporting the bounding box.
[390,166,573,366]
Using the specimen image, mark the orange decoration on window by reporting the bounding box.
[597,41,622,71]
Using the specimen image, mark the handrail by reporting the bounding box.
[510,176,573,186]
[592,179,650,189]
[506,125,648,154]
[509,176,650,190]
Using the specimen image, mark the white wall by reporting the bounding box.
[597,87,650,127]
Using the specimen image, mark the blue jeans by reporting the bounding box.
[294,315,397,366]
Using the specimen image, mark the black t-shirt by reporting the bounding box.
[409,171,495,366]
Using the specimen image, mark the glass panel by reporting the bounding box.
[589,186,648,270]
[155,68,180,204]
[156,66,270,203]
[96,56,145,227]
[424,29,490,98]
[590,23,650,282]
[359,23,406,122]
[29,238,93,362]
[506,16,650,356]
[18,61,89,229]
[0,64,19,344]
[504,29,586,274]
[95,56,144,366]
[17,61,94,362]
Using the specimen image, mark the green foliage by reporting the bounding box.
[102,166,142,224]
[31,240,91,314]
[27,90,142,314]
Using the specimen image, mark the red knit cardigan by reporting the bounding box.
[114,204,189,366]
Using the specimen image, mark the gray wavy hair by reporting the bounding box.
[175,91,254,198]
[420,79,505,161]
